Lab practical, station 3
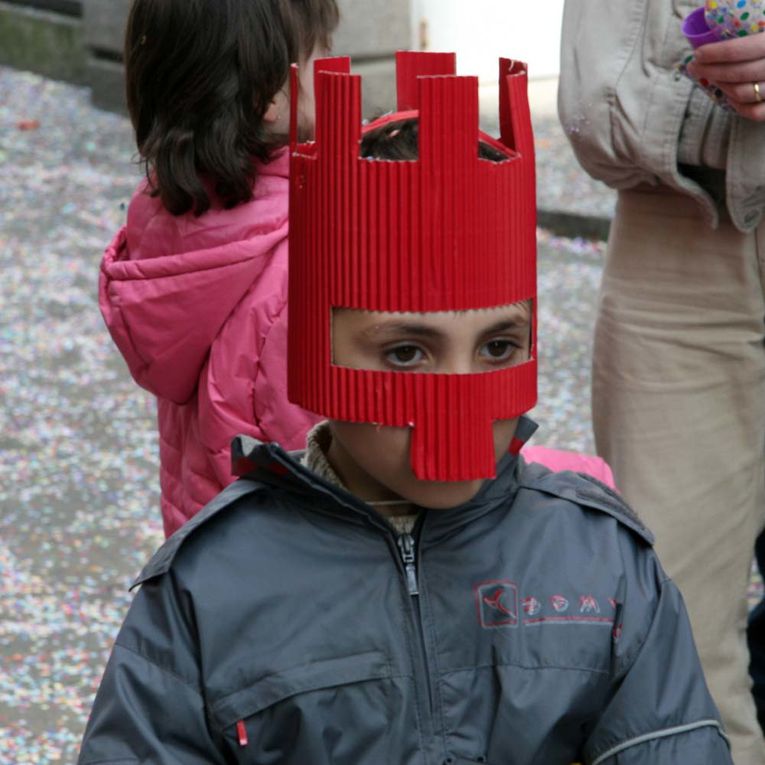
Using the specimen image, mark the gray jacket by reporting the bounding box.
[559,0,765,232]
[78,421,730,764]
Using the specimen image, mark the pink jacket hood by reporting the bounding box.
[100,149,319,536]
[102,152,291,404]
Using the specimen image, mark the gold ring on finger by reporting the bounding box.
[755,82,763,103]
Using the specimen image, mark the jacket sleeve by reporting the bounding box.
[558,0,695,191]
[583,569,732,764]
[78,577,226,765]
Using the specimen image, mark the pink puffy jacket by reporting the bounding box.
[99,149,319,536]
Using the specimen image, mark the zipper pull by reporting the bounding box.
[236,720,249,747]
[397,533,419,596]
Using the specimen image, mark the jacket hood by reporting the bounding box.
[99,150,289,403]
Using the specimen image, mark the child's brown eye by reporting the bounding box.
[385,345,423,367]
[480,340,515,362]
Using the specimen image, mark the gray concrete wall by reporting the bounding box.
[82,0,129,111]
[333,0,412,115]
[0,0,413,112]
[0,0,85,83]
[80,0,413,114]
[0,0,413,113]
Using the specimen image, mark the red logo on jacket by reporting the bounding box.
[475,580,519,628]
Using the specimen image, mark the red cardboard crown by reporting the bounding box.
[288,51,537,481]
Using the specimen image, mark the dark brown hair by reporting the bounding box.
[360,117,510,163]
[125,0,339,216]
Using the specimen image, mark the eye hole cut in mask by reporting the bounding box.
[331,302,533,376]
[324,302,536,484]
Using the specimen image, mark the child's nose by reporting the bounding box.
[439,353,475,375]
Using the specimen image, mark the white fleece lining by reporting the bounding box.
[590,720,728,765]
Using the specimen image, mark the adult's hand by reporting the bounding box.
[687,34,765,121]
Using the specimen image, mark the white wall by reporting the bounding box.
[410,0,564,81]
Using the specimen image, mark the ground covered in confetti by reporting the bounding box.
[0,65,761,763]
[0,66,160,763]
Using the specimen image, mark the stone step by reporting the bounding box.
[0,0,85,83]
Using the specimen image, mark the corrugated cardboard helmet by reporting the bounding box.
[288,51,537,481]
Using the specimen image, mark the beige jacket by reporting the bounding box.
[559,0,765,232]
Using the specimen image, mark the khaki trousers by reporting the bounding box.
[593,186,765,765]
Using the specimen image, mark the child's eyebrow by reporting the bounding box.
[480,317,531,335]
[360,323,444,340]
[360,314,530,341]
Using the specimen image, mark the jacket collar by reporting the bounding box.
[232,416,538,539]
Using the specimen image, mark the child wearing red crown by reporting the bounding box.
[78,55,731,765]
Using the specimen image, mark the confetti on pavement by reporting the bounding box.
[1,66,163,762]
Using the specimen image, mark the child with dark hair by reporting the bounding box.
[79,54,730,764]
[99,0,339,536]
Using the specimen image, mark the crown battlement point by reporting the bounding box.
[291,51,532,167]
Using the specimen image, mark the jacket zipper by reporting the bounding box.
[396,532,438,732]
[397,532,419,595]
